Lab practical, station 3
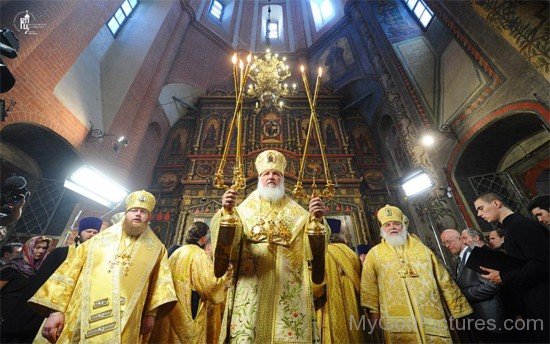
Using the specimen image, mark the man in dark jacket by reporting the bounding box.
[474,193,549,342]
[441,229,504,341]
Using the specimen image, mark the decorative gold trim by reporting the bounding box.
[49,272,75,285]
[93,298,109,309]
[85,322,117,338]
[89,310,113,323]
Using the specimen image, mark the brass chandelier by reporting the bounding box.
[247,49,296,109]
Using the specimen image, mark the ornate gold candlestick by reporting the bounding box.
[213,52,252,277]
[292,66,336,284]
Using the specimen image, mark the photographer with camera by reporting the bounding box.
[0,174,30,229]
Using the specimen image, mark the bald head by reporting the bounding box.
[440,229,466,255]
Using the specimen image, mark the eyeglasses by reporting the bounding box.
[442,238,460,245]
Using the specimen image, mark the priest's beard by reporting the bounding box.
[122,219,148,237]
[380,228,408,247]
[257,180,285,202]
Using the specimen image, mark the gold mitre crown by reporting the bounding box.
[255,150,286,175]
[125,190,156,214]
[377,204,409,227]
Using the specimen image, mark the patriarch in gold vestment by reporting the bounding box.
[211,150,328,343]
[147,221,229,344]
[29,190,177,343]
[361,205,472,343]
[316,218,364,343]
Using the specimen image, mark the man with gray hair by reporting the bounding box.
[361,204,472,343]
[441,229,504,341]
[461,228,486,248]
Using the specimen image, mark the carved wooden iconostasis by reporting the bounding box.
[148,88,396,250]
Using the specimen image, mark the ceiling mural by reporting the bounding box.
[471,0,549,81]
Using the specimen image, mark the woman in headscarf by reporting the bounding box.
[148,222,229,344]
[0,235,53,343]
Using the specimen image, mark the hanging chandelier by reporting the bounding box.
[246,49,296,110]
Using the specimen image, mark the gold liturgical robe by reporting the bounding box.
[28,223,177,343]
[147,244,228,344]
[361,234,472,343]
[211,190,326,343]
[317,243,364,343]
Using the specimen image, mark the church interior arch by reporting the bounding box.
[454,112,548,230]
[0,123,82,243]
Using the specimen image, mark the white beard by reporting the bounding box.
[257,180,285,202]
[381,228,408,247]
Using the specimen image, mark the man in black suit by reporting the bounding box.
[441,229,504,342]
[474,192,549,342]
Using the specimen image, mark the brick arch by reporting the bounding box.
[1,111,87,148]
[445,101,550,227]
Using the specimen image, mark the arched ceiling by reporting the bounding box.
[1,123,81,180]
[456,113,546,177]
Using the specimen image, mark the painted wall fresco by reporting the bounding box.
[471,0,549,81]
[375,0,423,43]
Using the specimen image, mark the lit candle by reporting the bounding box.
[292,83,297,89]
[282,56,287,61]
[232,53,237,65]
[300,65,305,73]
[255,102,259,109]
[246,53,252,63]
[279,100,284,108]
[318,67,323,77]
[284,83,288,89]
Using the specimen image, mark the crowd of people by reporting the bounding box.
[0,150,548,343]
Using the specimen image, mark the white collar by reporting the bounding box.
[458,245,470,261]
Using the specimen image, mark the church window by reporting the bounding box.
[268,21,279,39]
[310,0,335,31]
[209,0,224,21]
[107,0,139,36]
[402,0,434,28]
[261,5,283,43]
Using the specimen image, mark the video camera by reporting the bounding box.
[0,174,30,218]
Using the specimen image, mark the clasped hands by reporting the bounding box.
[479,266,502,285]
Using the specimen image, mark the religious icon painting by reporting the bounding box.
[330,161,347,176]
[158,172,179,191]
[363,170,385,191]
[306,161,322,177]
[196,162,214,178]
[202,118,220,148]
[166,128,189,157]
[352,126,375,156]
[323,118,340,148]
[260,113,283,143]
[300,117,317,148]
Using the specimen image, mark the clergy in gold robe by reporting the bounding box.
[147,221,228,344]
[211,150,328,343]
[317,218,364,343]
[28,190,177,343]
[361,205,473,344]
